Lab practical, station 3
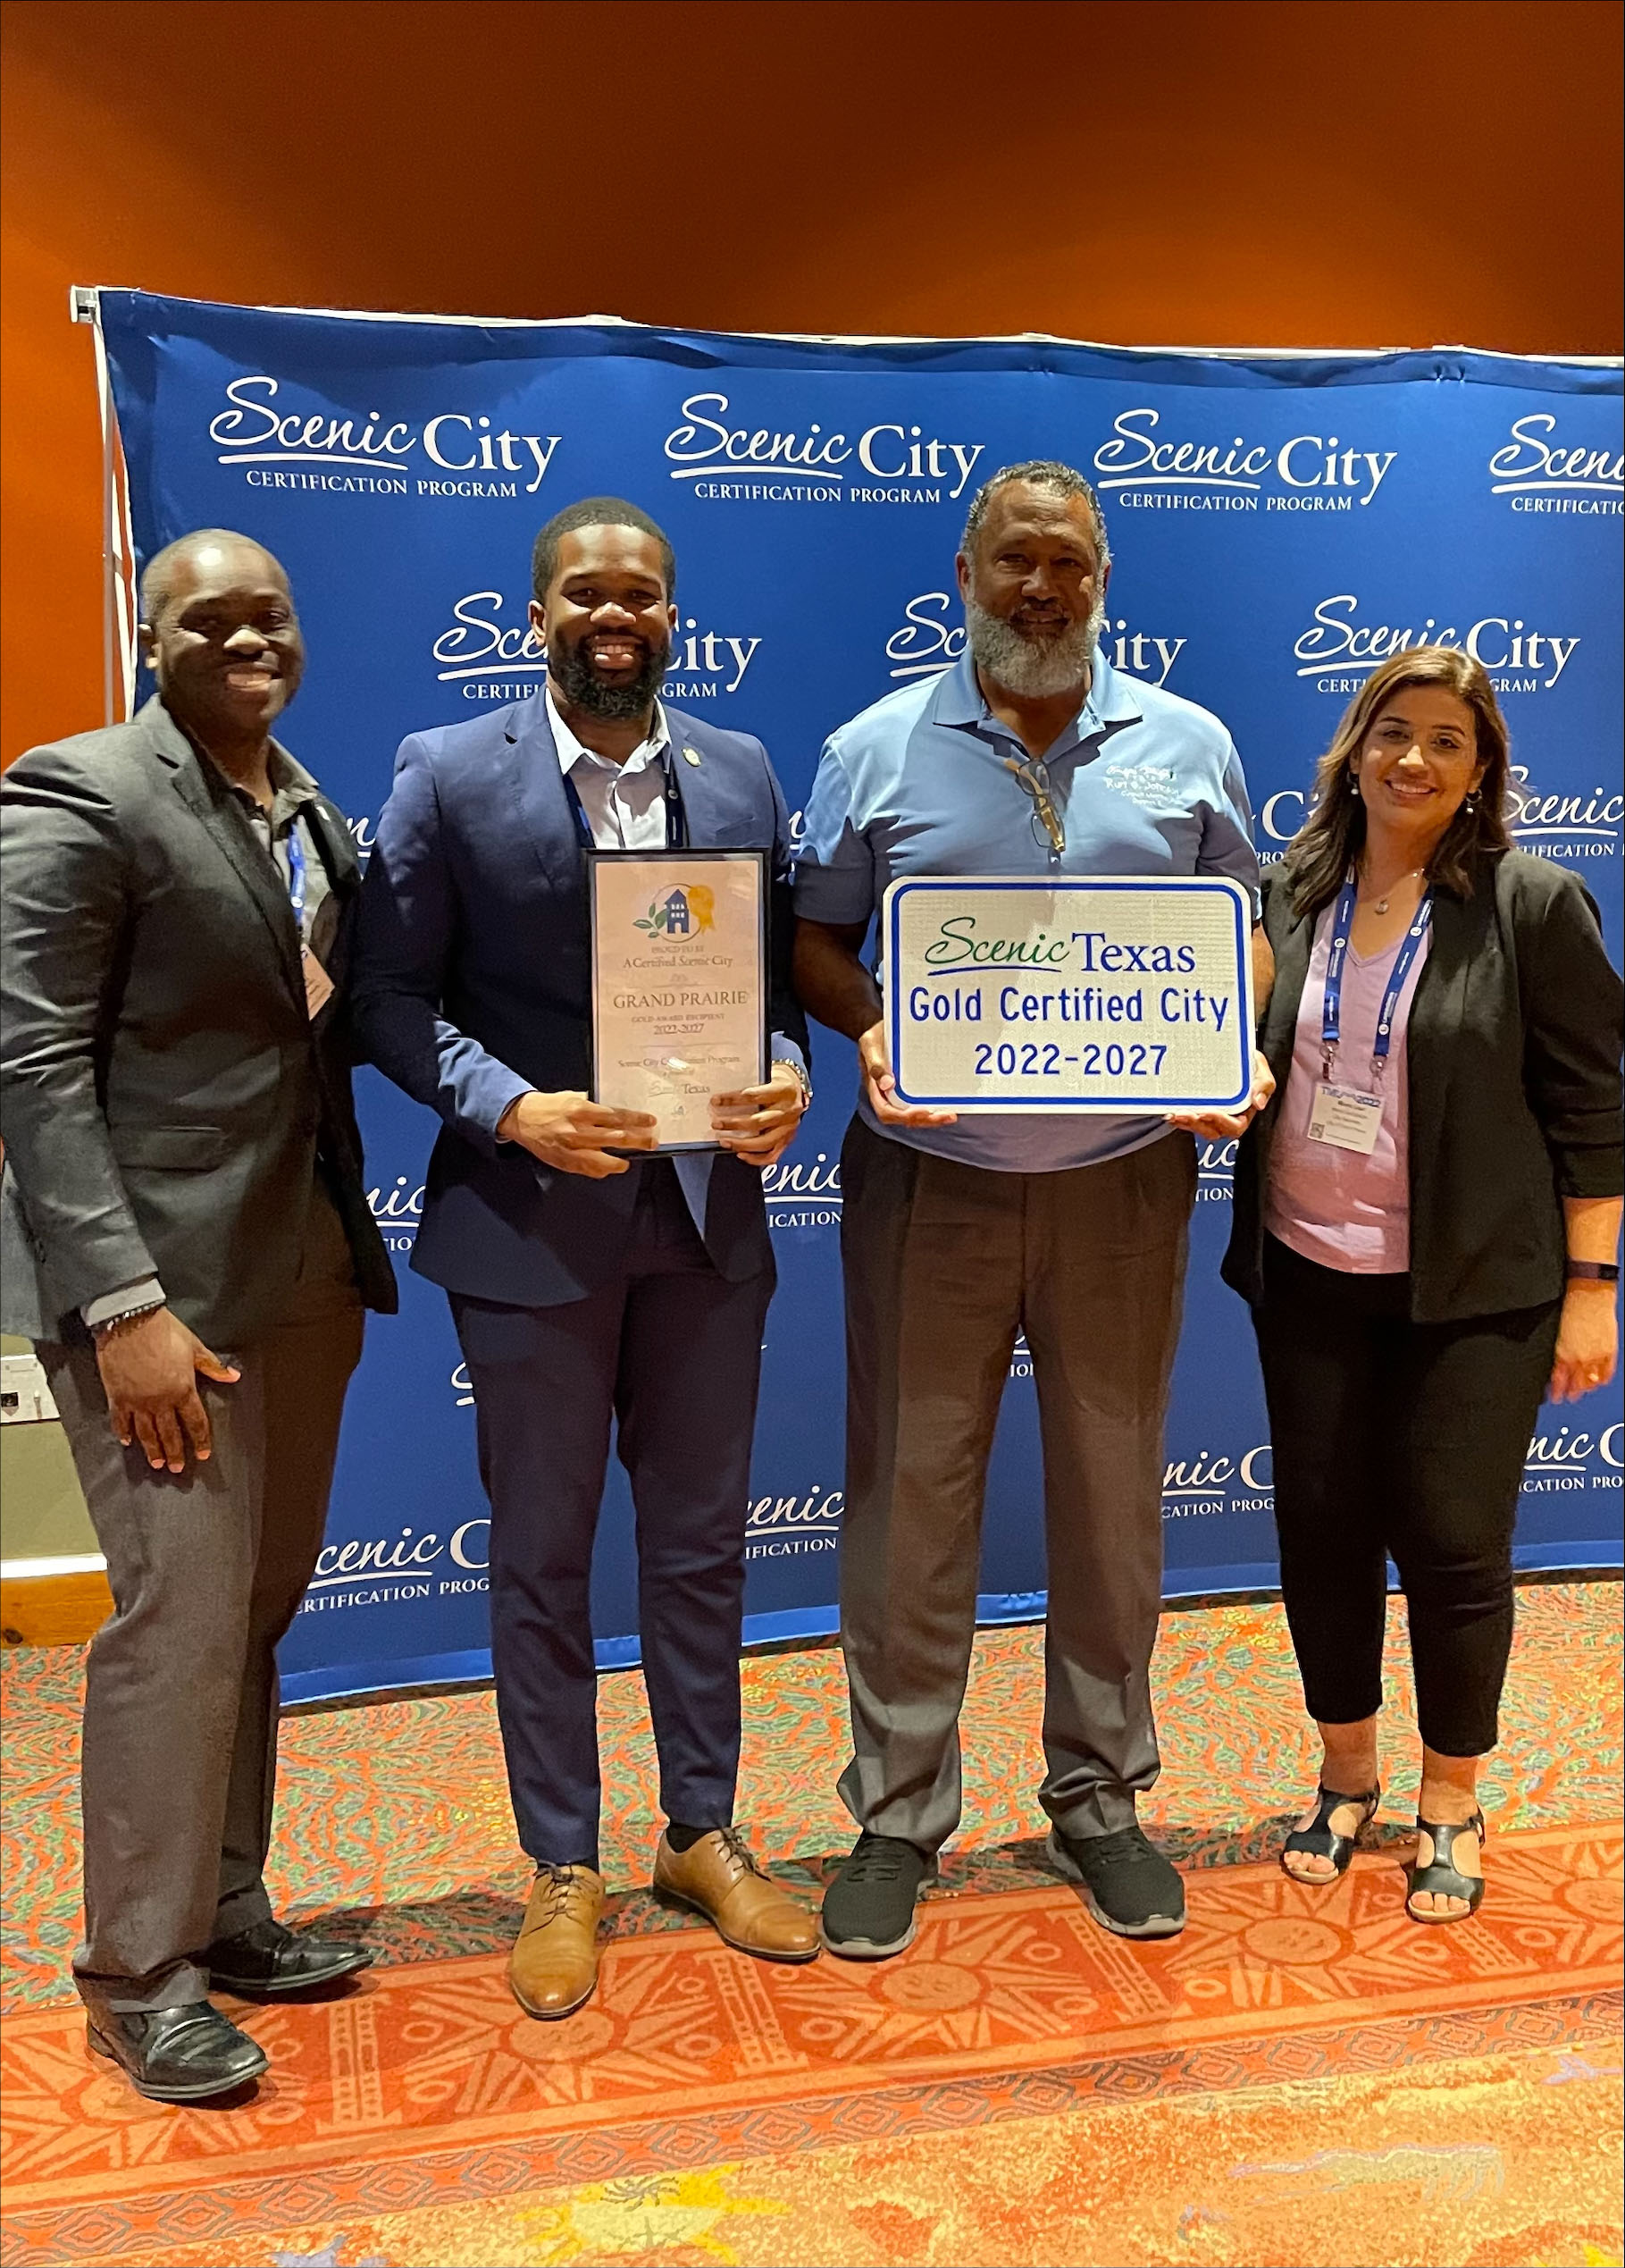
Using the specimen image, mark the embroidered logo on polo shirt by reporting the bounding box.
[1099,762,1180,814]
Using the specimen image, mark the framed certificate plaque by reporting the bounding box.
[589,849,769,1152]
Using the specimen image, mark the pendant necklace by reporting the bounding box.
[1361,865,1424,916]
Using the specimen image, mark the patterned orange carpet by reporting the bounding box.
[2,1583,1620,2267]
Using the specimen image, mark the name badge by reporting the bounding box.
[1305,1083,1382,1155]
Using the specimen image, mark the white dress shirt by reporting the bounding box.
[549,688,674,849]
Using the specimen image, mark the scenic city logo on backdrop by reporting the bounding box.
[1293,594,1583,694]
[1487,414,1623,517]
[662,391,986,505]
[1093,406,1400,514]
[210,374,563,500]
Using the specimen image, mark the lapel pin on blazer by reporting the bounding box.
[683,744,702,768]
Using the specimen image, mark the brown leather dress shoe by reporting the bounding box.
[653,1827,819,1961]
[508,1864,604,2018]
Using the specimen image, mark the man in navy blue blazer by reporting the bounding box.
[355,499,818,2015]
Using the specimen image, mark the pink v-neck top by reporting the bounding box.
[1265,901,1432,1274]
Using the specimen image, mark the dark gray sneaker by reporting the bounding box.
[1048,1822,1186,1938]
[820,1833,937,1959]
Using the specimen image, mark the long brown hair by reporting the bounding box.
[1285,647,1514,921]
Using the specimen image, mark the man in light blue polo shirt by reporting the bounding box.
[794,460,1271,1961]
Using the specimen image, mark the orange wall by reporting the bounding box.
[3,0,1620,763]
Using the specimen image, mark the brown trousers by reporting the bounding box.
[42,1180,364,2012]
[837,1117,1195,1852]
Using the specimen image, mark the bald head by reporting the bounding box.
[138,529,289,629]
[138,528,305,749]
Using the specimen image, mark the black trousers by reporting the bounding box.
[1253,1235,1559,1758]
[450,1160,773,1869]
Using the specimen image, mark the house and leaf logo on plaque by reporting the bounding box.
[633,885,716,939]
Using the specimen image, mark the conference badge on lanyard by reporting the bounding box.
[1305,874,1431,1157]
[286,825,334,1020]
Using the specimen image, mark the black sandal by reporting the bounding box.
[1406,1810,1486,1924]
[1280,1785,1381,1882]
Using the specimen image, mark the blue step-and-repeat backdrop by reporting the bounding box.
[96,293,1623,1702]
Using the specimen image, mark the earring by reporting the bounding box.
[1348,773,1361,794]
[1465,790,1479,811]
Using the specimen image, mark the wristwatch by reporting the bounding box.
[776,1056,814,1110]
[90,1295,167,1341]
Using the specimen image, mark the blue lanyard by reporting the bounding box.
[1321,873,1432,1082]
[285,821,307,941]
[563,754,685,852]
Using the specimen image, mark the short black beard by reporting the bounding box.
[548,632,669,721]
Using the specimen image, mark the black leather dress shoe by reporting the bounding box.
[206,1916,373,1996]
[87,2001,268,2102]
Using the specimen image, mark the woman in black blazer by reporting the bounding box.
[1223,647,1621,1924]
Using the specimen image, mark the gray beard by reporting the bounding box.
[965,595,1102,699]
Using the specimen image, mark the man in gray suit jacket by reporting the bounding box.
[0,529,396,2103]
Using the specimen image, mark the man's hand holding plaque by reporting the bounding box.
[710,1059,809,1168]
[497,1089,658,1178]
[496,1075,811,1175]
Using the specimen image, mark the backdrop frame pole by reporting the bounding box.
[70,285,135,726]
